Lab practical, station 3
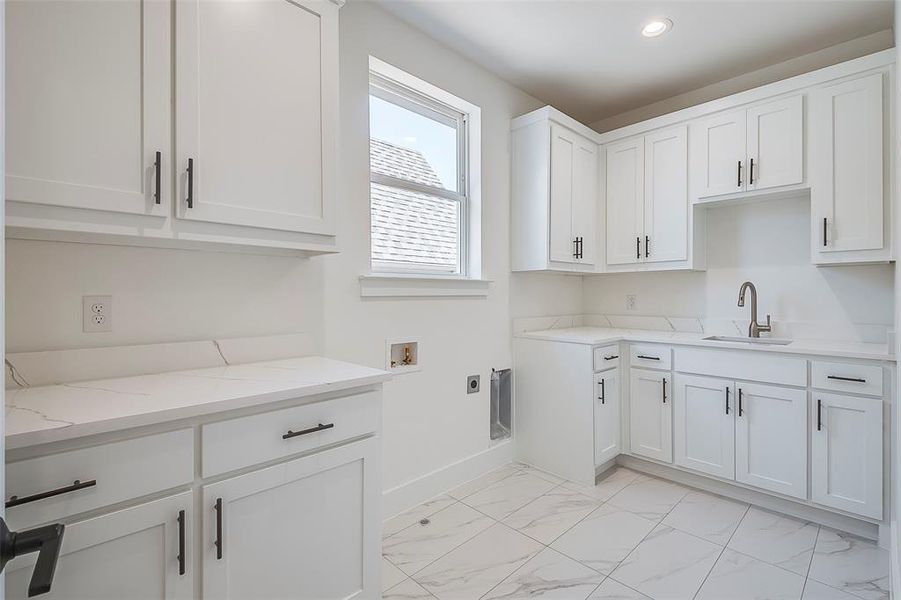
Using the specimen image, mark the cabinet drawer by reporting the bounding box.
[202,391,381,477]
[811,361,883,397]
[630,344,672,370]
[6,429,193,531]
[593,345,621,371]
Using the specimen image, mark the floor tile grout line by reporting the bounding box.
[798,526,820,600]
[690,503,751,600]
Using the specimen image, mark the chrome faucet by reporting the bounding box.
[737,281,772,338]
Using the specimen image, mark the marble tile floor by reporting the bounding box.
[381,463,890,600]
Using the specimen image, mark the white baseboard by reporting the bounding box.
[891,522,900,599]
[382,441,514,519]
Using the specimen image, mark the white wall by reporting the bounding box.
[584,196,894,335]
[324,0,581,499]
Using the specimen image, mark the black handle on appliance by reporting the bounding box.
[6,479,96,509]
[725,387,730,415]
[662,377,667,403]
[598,379,605,404]
[214,498,223,560]
[737,160,742,187]
[749,158,754,185]
[817,399,823,431]
[636,355,660,361]
[826,375,866,383]
[604,355,619,361]
[0,518,65,597]
[177,510,186,575]
[186,158,194,209]
[645,235,649,258]
[283,422,334,440]
[738,388,744,417]
[153,151,162,204]
[823,217,827,247]
[636,236,641,259]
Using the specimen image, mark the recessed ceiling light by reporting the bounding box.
[642,18,672,38]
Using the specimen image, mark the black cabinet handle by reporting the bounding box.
[737,160,742,187]
[636,236,640,259]
[826,375,866,383]
[186,158,194,209]
[749,158,755,185]
[738,388,744,417]
[283,422,334,440]
[0,519,65,597]
[662,377,667,403]
[598,379,605,404]
[6,479,96,509]
[214,498,223,560]
[604,355,618,361]
[645,235,649,258]
[725,387,730,415]
[817,399,823,431]
[177,509,186,576]
[153,151,162,205]
[823,217,827,247]
[636,355,660,361]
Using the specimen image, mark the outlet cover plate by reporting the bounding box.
[83,295,112,333]
[467,375,480,394]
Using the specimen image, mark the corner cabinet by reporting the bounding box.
[6,0,340,256]
[512,109,599,272]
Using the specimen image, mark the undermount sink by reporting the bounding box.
[703,335,793,346]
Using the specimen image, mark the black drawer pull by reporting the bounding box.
[826,375,866,383]
[604,355,619,361]
[153,151,162,204]
[177,509,186,575]
[6,479,97,509]
[214,498,223,560]
[283,422,334,440]
[636,355,660,361]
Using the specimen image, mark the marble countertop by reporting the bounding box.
[6,356,391,450]
[516,327,894,362]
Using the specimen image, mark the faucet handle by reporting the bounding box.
[764,314,772,331]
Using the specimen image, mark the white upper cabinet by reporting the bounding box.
[695,96,802,200]
[6,0,171,216]
[512,110,599,272]
[810,73,887,263]
[605,126,688,268]
[746,96,803,192]
[605,137,644,265]
[176,0,337,235]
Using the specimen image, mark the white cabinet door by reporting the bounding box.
[810,73,884,253]
[811,393,883,519]
[176,0,337,234]
[594,370,620,465]
[696,109,746,198]
[735,383,807,499]
[6,0,171,216]
[549,125,578,263]
[572,135,598,265]
[6,493,192,600]
[643,126,688,263]
[606,137,644,265]
[203,438,379,600]
[629,368,672,463]
[746,95,803,192]
[674,375,735,479]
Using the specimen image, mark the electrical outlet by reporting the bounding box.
[83,295,112,333]
[626,294,637,311]
[467,375,480,394]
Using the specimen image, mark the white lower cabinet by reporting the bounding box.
[735,383,807,500]
[203,437,380,600]
[6,492,193,600]
[594,370,620,465]
[629,368,672,463]
[811,393,883,519]
[674,375,735,479]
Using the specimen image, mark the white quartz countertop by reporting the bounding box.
[516,327,894,362]
[6,356,391,450]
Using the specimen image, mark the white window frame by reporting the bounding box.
[366,57,483,288]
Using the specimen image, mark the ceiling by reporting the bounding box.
[374,0,894,124]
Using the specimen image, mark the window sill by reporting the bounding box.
[359,274,492,298]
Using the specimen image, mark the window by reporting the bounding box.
[368,58,480,278]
